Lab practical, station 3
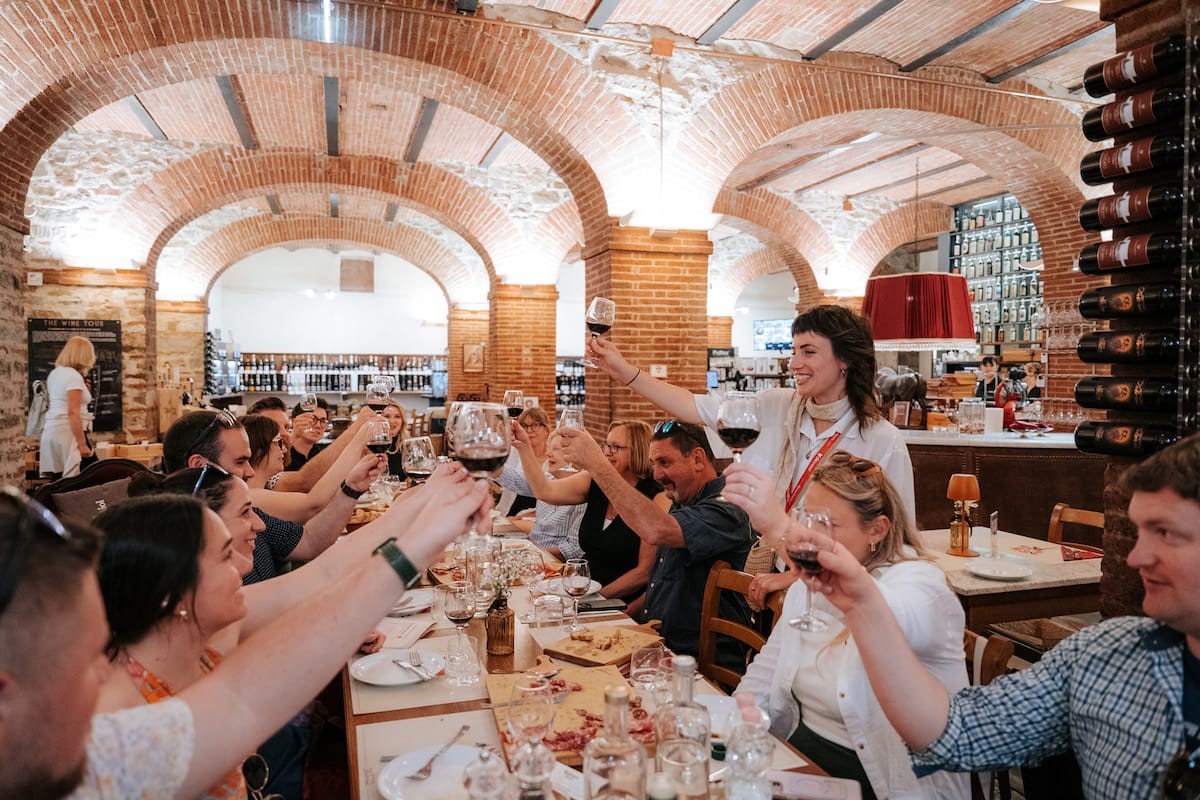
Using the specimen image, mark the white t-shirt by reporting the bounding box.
[45,365,93,424]
[69,698,194,799]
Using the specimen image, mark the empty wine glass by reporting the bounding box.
[298,391,322,436]
[365,382,389,414]
[503,390,525,419]
[561,558,591,634]
[444,400,468,459]
[717,391,761,462]
[517,549,547,623]
[557,408,585,473]
[507,673,557,747]
[786,509,832,632]
[581,297,616,368]
[400,435,437,484]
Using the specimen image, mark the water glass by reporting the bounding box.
[445,633,481,687]
[533,594,564,626]
[630,644,669,711]
[659,739,709,800]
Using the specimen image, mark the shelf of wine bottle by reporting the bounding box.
[556,358,585,409]
[234,352,447,395]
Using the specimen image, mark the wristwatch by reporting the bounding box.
[340,480,365,500]
[373,537,422,589]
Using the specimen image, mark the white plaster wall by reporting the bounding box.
[555,259,586,357]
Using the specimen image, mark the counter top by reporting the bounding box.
[903,429,1078,449]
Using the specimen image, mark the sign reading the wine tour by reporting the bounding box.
[27,318,123,432]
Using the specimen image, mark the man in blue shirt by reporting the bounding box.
[791,431,1200,797]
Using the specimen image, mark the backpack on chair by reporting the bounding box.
[25,379,48,438]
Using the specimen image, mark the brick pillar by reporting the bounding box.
[707,316,733,349]
[447,307,489,402]
[156,300,207,388]
[24,269,158,442]
[1094,0,1186,618]
[582,223,713,434]
[0,226,25,482]
[488,284,558,412]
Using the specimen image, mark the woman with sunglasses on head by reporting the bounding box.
[588,305,915,603]
[513,419,669,607]
[733,452,968,800]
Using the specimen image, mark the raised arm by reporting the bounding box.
[511,421,591,505]
[249,424,372,523]
[587,337,702,423]
[287,453,386,562]
[270,406,378,493]
[175,472,490,800]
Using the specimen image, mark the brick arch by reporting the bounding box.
[126,152,513,284]
[192,215,478,306]
[711,247,799,315]
[713,187,830,297]
[855,200,954,277]
[0,4,641,251]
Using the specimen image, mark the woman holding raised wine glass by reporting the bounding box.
[733,451,968,800]
[379,399,410,479]
[497,426,587,559]
[587,304,915,603]
[513,420,668,607]
[496,406,552,517]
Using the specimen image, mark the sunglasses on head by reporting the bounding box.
[653,419,710,453]
[0,486,71,620]
[826,451,882,477]
[191,462,232,497]
[183,408,239,460]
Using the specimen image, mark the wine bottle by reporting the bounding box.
[1075,421,1178,457]
[1076,329,1195,364]
[1078,282,1190,319]
[1079,136,1187,186]
[1078,185,1185,230]
[1075,233,1188,275]
[1083,35,1190,98]
[1081,87,1192,141]
[1074,377,1186,411]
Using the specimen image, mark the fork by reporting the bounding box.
[407,723,470,780]
[408,649,434,680]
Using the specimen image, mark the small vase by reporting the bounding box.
[486,596,515,655]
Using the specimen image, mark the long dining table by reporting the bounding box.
[341,527,829,800]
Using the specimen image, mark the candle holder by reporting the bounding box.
[946,473,981,557]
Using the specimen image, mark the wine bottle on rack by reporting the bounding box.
[1079,282,1191,319]
[1075,422,1178,458]
[1074,377,1188,412]
[1078,185,1186,231]
[1076,329,1195,363]
[1079,136,1188,186]
[1081,87,1192,142]
[1083,35,1191,98]
[1075,233,1189,275]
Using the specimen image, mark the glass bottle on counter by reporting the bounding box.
[583,686,648,800]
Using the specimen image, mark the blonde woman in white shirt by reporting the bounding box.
[39,336,97,479]
[733,452,968,800]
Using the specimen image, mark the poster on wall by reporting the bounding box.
[27,319,123,432]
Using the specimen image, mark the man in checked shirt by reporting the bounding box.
[778,432,1200,798]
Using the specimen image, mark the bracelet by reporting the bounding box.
[624,368,642,387]
[373,537,422,589]
[340,480,365,500]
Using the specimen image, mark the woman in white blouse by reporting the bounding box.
[734,452,969,800]
[39,336,96,479]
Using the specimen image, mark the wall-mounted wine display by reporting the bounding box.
[1073,33,1198,458]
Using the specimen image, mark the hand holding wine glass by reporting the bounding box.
[717,391,761,462]
[365,417,392,480]
[298,391,322,436]
[561,558,591,634]
[453,403,512,479]
[400,435,437,484]
[786,509,832,632]
[365,381,389,414]
[581,297,615,368]
[556,409,585,473]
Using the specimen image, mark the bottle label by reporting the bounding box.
[1099,139,1154,178]
[1101,93,1156,134]
[1097,187,1152,226]
[1103,43,1157,91]
[1095,236,1151,269]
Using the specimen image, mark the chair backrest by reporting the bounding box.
[1047,503,1104,553]
[32,458,151,523]
[963,629,1013,687]
[698,560,768,691]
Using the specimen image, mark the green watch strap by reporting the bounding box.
[373,537,421,589]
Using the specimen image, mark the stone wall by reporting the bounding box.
[0,226,26,482]
[156,300,207,390]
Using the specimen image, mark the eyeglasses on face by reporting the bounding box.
[602,443,629,454]
[191,462,232,497]
[271,437,286,451]
[183,408,239,460]
[242,754,284,800]
[0,486,71,620]
[520,422,546,432]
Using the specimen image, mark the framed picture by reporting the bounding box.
[463,343,484,373]
[890,400,910,428]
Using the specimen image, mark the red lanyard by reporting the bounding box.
[784,432,842,513]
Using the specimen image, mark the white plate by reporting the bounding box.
[388,589,433,617]
[350,651,446,686]
[377,745,481,799]
[535,577,602,598]
[696,694,737,738]
[965,556,1033,582]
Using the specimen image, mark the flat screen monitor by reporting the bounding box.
[753,318,793,351]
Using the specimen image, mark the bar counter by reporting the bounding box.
[903,430,1105,540]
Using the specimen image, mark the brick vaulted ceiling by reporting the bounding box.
[3,0,1111,307]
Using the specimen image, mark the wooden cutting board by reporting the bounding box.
[541,622,663,667]
[484,661,653,767]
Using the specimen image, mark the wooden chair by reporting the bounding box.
[1047,503,1104,554]
[698,560,772,692]
[32,458,150,522]
[964,629,1014,800]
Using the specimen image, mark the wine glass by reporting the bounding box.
[717,391,761,462]
[556,408,585,473]
[517,549,547,623]
[581,297,616,368]
[444,580,479,687]
[400,435,437,484]
[365,417,392,478]
[298,391,322,436]
[452,403,512,479]
[507,673,556,747]
[444,401,468,459]
[365,381,390,414]
[786,509,832,632]
[561,558,591,634]
[503,390,525,419]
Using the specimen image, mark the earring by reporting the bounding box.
[870,540,877,553]
[840,367,848,376]
[177,608,188,620]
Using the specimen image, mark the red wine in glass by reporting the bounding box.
[507,406,523,418]
[458,453,507,477]
[446,609,474,626]
[367,442,390,454]
[787,547,823,575]
[367,402,387,413]
[718,427,760,451]
[406,468,432,483]
[586,322,611,335]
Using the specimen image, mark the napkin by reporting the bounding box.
[1061,545,1101,561]
[377,618,434,649]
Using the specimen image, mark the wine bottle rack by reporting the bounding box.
[231,351,447,397]
[556,358,584,410]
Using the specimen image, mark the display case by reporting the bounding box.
[556,358,584,409]
[203,331,241,397]
[234,353,447,398]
